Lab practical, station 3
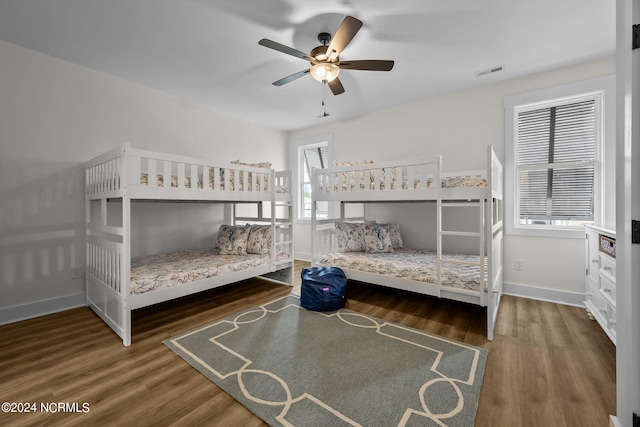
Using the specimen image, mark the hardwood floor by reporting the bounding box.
[0,260,615,426]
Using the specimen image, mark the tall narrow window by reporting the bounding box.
[297,138,330,220]
[516,97,598,227]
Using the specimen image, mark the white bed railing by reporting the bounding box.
[86,143,289,201]
[312,156,442,201]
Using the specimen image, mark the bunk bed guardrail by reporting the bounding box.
[86,142,289,201]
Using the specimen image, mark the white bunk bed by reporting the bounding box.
[85,143,294,346]
[311,145,503,340]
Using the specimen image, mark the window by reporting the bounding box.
[516,97,597,227]
[505,75,614,238]
[296,136,331,220]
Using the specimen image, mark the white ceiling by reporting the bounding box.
[0,0,616,131]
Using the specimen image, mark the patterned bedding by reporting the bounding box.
[139,172,288,193]
[130,248,289,295]
[322,174,487,192]
[317,248,485,291]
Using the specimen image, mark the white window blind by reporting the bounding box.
[516,99,597,225]
[298,141,330,220]
[303,145,329,182]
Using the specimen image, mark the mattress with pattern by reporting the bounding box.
[321,174,487,192]
[139,172,288,193]
[130,248,289,295]
[317,248,485,291]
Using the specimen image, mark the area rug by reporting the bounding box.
[164,295,487,427]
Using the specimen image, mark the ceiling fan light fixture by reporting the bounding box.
[310,63,340,83]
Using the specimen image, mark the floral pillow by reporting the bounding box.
[335,222,366,252]
[247,225,272,255]
[363,223,394,253]
[217,224,251,255]
[376,223,404,248]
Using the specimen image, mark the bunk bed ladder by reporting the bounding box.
[232,178,295,286]
[271,197,294,285]
[438,200,486,300]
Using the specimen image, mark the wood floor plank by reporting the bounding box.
[0,261,615,426]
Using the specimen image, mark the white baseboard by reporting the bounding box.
[294,252,312,263]
[0,293,85,325]
[503,281,585,307]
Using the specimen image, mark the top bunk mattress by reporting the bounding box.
[139,172,289,193]
[320,176,487,193]
[315,161,487,195]
[130,248,289,295]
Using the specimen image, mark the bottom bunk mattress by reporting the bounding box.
[130,248,289,295]
[317,248,485,292]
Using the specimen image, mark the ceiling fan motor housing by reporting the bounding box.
[310,45,332,62]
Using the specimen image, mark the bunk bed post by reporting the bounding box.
[479,197,486,308]
[121,145,132,346]
[270,197,276,270]
[311,198,317,266]
[436,156,443,289]
[224,204,234,225]
[486,146,495,341]
[485,144,504,341]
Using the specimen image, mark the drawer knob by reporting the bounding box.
[603,288,611,294]
[592,258,599,263]
[604,266,613,271]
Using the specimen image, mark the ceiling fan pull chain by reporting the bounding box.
[321,81,329,117]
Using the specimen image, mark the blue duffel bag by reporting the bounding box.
[300,267,347,312]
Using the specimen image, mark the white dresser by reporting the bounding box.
[584,225,616,345]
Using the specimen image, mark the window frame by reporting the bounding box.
[504,75,614,238]
[295,134,332,223]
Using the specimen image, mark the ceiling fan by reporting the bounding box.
[258,16,394,95]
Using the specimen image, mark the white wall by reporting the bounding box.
[0,40,287,323]
[290,56,615,304]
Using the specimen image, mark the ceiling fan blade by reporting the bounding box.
[338,60,395,71]
[326,16,363,62]
[328,78,345,95]
[272,69,310,86]
[259,39,318,64]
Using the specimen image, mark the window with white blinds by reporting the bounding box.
[505,75,613,238]
[516,98,598,226]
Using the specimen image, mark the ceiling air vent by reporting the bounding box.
[475,65,505,77]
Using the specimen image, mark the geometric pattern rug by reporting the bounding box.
[164,295,487,427]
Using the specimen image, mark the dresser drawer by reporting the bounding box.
[600,274,616,303]
[586,231,601,280]
[589,284,609,318]
[600,255,616,280]
[608,304,617,336]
